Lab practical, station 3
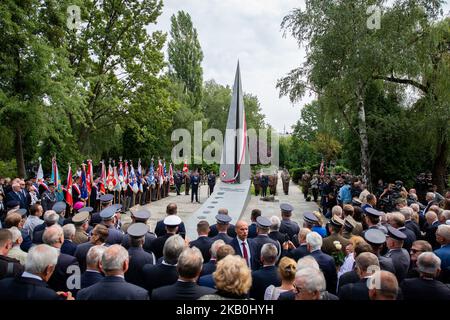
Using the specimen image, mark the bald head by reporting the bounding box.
[368,271,399,300]
[166,203,177,215]
[218,208,229,215]
[425,211,438,225]
[42,224,64,248]
[298,228,311,244]
[235,220,249,241]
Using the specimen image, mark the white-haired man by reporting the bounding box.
[77,244,149,300]
[7,227,27,265]
[80,245,106,289]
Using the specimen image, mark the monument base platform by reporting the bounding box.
[185,180,251,240]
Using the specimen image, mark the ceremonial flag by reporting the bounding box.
[148,159,155,186]
[123,160,129,191]
[37,158,44,184]
[100,161,106,194]
[80,163,88,200]
[319,159,325,176]
[169,163,174,186]
[66,164,73,207]
[163,161,167,178]
[86,160,93,194]
[137,159,143,193]
[51,156,64,201]
[106,162,114,191]
[158,159,164,185]
[129,163,139,194]
[118,160,124,189]
[114,163,121,192]
[183,159,189,174]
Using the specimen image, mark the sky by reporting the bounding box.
[152,0,450,133]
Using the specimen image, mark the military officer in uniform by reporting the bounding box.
[363,208,388,235]
[121,209,156,253]
[281,169,290,195]
[72,211,90,245]
[91,194,113,227]
[385,225,410,283]
[41,182,57,212]
[150,215,182,260]
[342,216,357,239]
[52,201,67,226]
[174,170,183,195]
[252,216,281,270]
[99,206,124,245]
[207,171,216,196]
[279,203,300,241]
[125,223,156,286]
[211,214,233,244]
[190,171,200,203]
[363,229,396,274]
[321,215,349,256]
[208,208,236,238]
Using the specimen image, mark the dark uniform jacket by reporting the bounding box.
[104,225,124,245]
[269,231,288,247]
[310,249,338,294]
[47,252,79,292]
[338,278,370,300]
[208,223,236,238]
[252,235,281,270]
[398,226,416,251]
[189,236,214,262]
[0,276,61,300]
[154,219,186,237]
[250,265,281,300]
[152,280,215,300]
[121,230,157,254]
[385,248,410,283]
[321,233,350,256]
[125,247,155,286]
[211,232,233,244]
[279,219,300,241]
[141,262,178,295]
[400,277,450,300]
[77,276,149,300]
[149,233,174,260]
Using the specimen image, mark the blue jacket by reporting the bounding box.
[338,185,352,204]
[77,276,149,300]
[310,249,337,294]
[435,244,450,270]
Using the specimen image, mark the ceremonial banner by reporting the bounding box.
[66,164,73,207]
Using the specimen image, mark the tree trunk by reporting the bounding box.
[357,86,372,191]
[432,129,448,194]
[15,126,26,178]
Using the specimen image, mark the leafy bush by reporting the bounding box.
[0,159,17,178]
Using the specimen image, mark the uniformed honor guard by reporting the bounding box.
[279,203,299,242]
[207,171,216,196]
[253,216,281,270]
[150,215,182,260]
[99,206,124,245]
[41,182,57,212]
[363,229,396,274]
[281,169,290,195]
[322,215,349,256]
[121,209,156,253]
[211,214,233,243]
[190,171,200,203]
[72,211,90,245]
[91,194,114,227]
[125,223,156,286]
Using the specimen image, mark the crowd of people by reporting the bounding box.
[0,168,449,300]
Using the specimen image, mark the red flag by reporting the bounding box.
[86,160,93,194]
[99,160,106,194]
[319,159,325,176]
[169,163,174,186]
[66,164,73,207]
[183,159,189,174]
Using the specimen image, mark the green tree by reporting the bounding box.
[168,10,204,109]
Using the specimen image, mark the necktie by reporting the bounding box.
[241,241,249,265]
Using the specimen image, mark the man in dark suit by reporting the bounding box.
[306,231,337,294]
[77,245,149,300]
[208,208,237,238]
[80,245,105,289]
[269,216,289,247]
[248,209,261,239]
[401,207,421,239]
[368,270,400,300]
[42,225,79,293]
[150,215,182,259]
[154,203,186,237]
[198,244,235,288]
[74,224,109,272]
[0,229,24,280]
[385,225,410,283]
[61,224,78,256]
[424,211,441,250]
[230,220,258,270]
[32,211,58,244]
[388,212,416,251]
[0,244,73,300]
[252,216,281,270]
[401,252,450,300]
[279,203,300,241]
[152,247,215,300]
[283,228,310,262]
[121,209,156,254]
[250,243,281,300]
[6,181,27,209]
[338,252,379,300]
[211,214,233,244]
[140,234,184,295]
[125,223,156,286]
[199,239,224,277]
[189,220,214,262]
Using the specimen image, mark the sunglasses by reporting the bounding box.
[410,249,423,254]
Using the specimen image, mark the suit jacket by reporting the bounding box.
[47,252,79,292]
[278,290,339,300]
[154,219,186,237]
[141,262,178,295]
[385,248,410,283]
[285,244,309,262]
[0,255,24,280]
[190,236,214,262]
[279,219,300,241]
[152,280,215,300]
[400,278,450,300]
[104,225,124,245]
[125,247,155,286]
[250,265,281,300]
[6,191,26,209]
[211,232,233,244]
[248,223,258,239]
[198,274,215,288]
[424,221,440,250]
[338,278,370,300]
[20,229,33,253]
[398,226,416,251]
[80,270,104,289]
[149,233,174,260]
[230,237,258,270]
[77,276,149,300]
[269,231,288,247]
[32,223,47,244]
[310,249,338,294]
[252,235,281,270]
[61,239,78,256]
[74,241,95,272]
[208,224,236,238]
[321,233,350,256]
[338,270,360,290]
[200,260,216,277]
[121,231,157,254]
[405,220,421,239]
[0,276,61,300]
[435,244,450,270]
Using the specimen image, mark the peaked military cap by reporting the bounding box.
[52,201,67,213]
[363,228,386,245]
[127,223,149,238]
[164,215,182,227]
[386,225,407,241]
[256,216,271,228]
[215,214,232,225]
[72,211,89,225]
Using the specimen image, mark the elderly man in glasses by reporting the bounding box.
[407,240,432,278]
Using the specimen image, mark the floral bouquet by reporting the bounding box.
[331,241,345,267]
